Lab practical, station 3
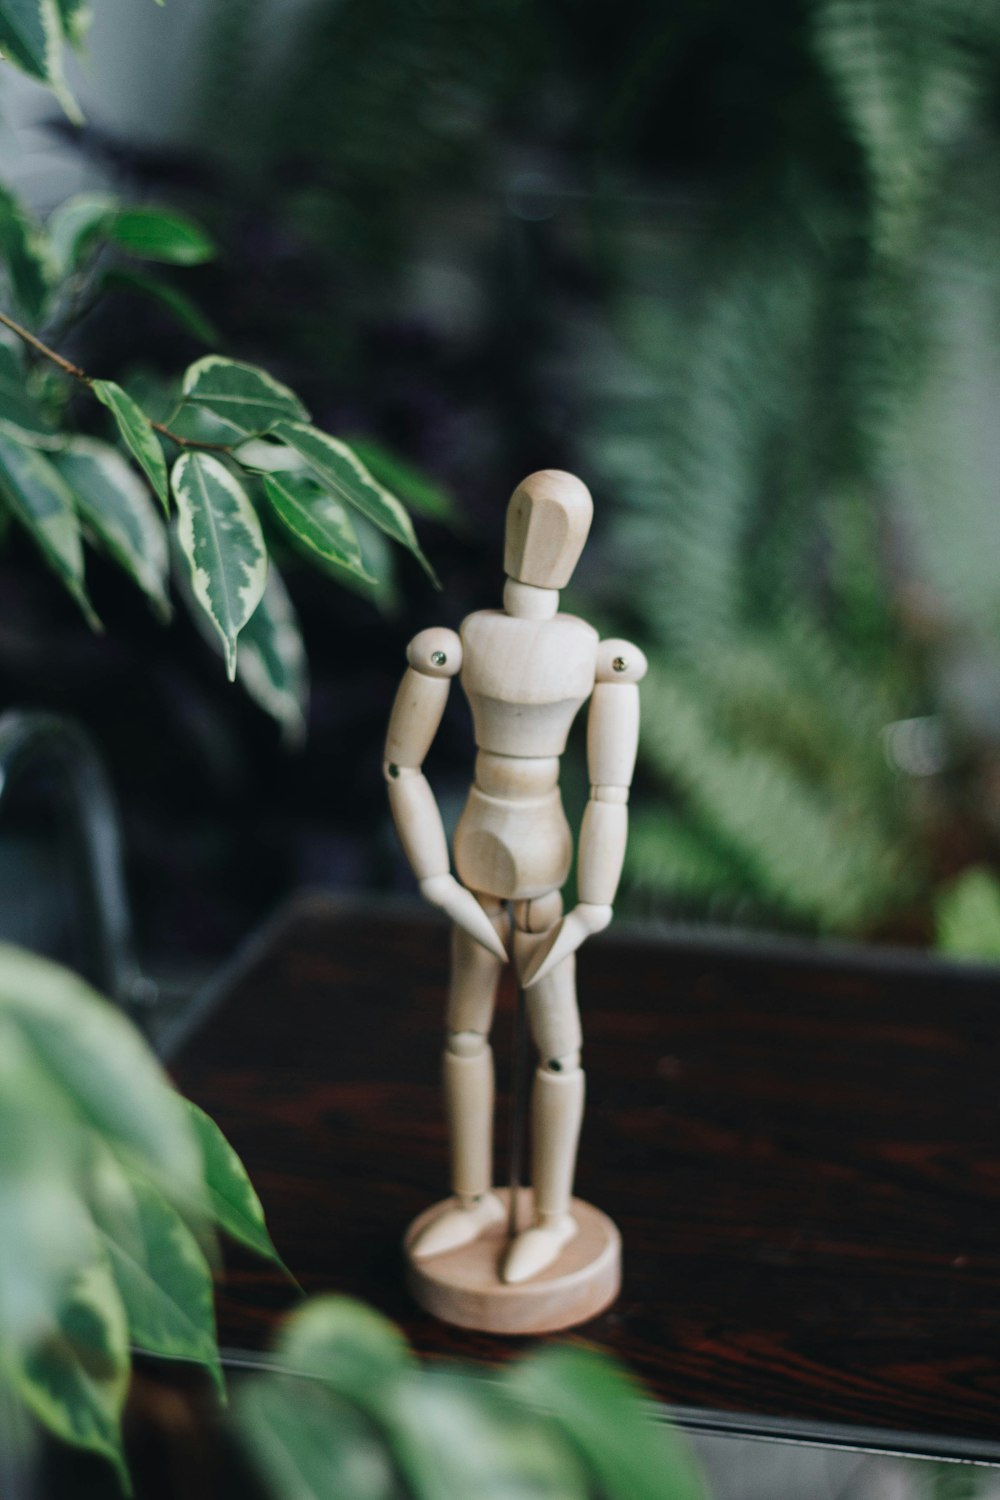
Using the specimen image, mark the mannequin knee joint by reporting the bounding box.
[448,1030,488,1059]
[542,1049,580,1075]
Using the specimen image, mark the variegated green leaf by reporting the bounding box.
[390,1371,591,1500]
[0,0,80,118]
[47,192,118,276]
[181,357,309,439]
[267,1302,588,1500]
[231,437,305,473]
[351,516,398,611]
[55,436,170,619]
[0,183,53,320]
[0,333,59,447]
[55,0,88,45]
[0,942,203,1198]
[108,207,215,266]
[0,434,98,628]
[166,400,238,447]
[237,1374,397,1500]
[89,1153,223,1395]
[262,471,373,581]
[181,1099,289,1272]
[92,378,169,512]
[504,1347,706,1500]
[275,1298,414,1392]
[0,1016,96,1352]
[13,1256,129,1485]
[270,422,437,584]
[236,563,309,747]
[171,453,267,680]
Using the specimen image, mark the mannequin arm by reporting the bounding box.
[383,627,507,961]
[522,638,647,987]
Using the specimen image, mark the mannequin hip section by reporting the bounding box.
[454,783,572,901]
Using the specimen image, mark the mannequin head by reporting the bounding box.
[503,470,593,590]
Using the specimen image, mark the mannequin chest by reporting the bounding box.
[459,610,598,758]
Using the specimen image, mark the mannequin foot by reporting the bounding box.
[501,1214,577,1284]
[410,1193,505,1260]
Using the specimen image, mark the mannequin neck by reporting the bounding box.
[503,578,559,619]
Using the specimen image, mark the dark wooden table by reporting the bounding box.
[167,894,1000,1464]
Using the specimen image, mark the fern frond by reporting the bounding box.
[811,0,986,262]
[639,663,918,932]
[627,807,751,906]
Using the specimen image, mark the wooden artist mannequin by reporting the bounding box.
[384,469,646,1331]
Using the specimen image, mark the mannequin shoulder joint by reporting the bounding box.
[406,627,463,678]
[595,637,647,684]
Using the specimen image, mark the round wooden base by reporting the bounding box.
[404,1190,621,1334]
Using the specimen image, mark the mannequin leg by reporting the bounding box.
[410,894,509,1259]
[503,893,584,1284]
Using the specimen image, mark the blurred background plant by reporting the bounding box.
[4,0,1000,980]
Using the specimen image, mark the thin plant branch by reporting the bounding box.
[0,308,233,453]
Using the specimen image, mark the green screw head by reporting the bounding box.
[431,650,447,667]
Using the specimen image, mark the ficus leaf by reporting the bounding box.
[262,470,373,581]
[0,182,53,321]
[47,192,118,277]
[180,1099,290,1273]
[0,1018,97,1351]
[269,422,438,584]
[0,434,99,628]
[55,436,170,620]
[165,400,238,448]
[231,438,307,473]
[55,0,88,45]
[12,1256,130,1487]
[0,943,203,1201]
[503,1346,706,1500]
[181,357,309,439]
[0,0,81,120]
[171,453,268,681]
[89,1153,223,1396]
[274,1297,414,1396]
[389,1372,590,1500]
[107,207,215,267]
[92,379,169,513]
[0,334,60,448]
[237,1376,397,1500]
[235,562,309,746]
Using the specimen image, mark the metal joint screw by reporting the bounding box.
[612,656,628,673]
[388,763,400,779]
[431,651,447,667]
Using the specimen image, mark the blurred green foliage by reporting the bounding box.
[0,942,287,1485]
[179,0,1000,947]
[239,1296,707,1500]
[10,0,1000,949]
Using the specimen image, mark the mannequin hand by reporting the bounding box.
[419,874,508,961]
[520,902,612,989]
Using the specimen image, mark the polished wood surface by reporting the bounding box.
[169,895,1000,1451]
